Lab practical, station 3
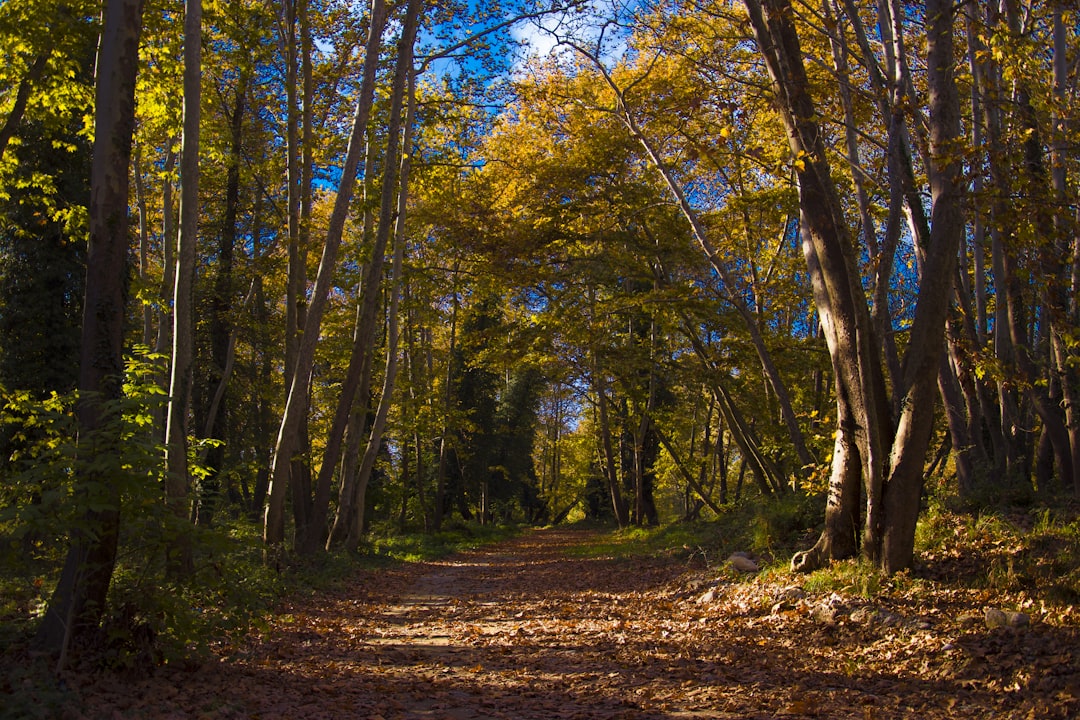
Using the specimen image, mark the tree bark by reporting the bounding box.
[163,0,202,576]
[263,0,388,547]
[877,0,965,571]
[340,2,422,549]
[314,49,416,552]
[745,0,961,573]
[35,0,145,661]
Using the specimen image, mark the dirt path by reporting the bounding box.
[62,528,1078,719]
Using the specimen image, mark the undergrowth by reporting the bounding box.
[566,488,1080,609]
[915,495,1080,604]
[567,491,825,567]
[364,522,520,563]
[0,515,518,711]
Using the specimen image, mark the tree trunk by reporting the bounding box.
[592,351,629,527]
[133,147,153,347]
[153,147,177,436]
[879,0,965,572]
[746,0,961,573]
[163,0,201,577]
[35,0,145,661]
[0,52,48,163]
[312,90,403,552]
[197,74,246,527]
[263,0,388,547]
[1052,3,1080,494]
[343,0,422,551]
[434,273,459,531]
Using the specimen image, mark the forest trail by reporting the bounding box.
[62,528,1077,719]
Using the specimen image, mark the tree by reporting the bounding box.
[263,0,389,548]
[742,0,964,572]
[35,0,146,660]
[163,0,201,577]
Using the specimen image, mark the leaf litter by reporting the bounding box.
[43,528,1080,718]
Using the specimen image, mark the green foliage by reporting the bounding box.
[748,492,823,557]
[567,493,825,566]
[366,522,520,563]
[801,559,889,599]
[915,496,1080,605]
[0,118,88,399]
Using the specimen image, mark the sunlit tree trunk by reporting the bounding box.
[746,0,962,573]
[344,0,422,549]
[880,0,965,570]
[163,0,201,577]
[325,138,380,549]
[153,146,177,435]
[263,0,387,548]
[680,322,784,494]
[824,0,902,410]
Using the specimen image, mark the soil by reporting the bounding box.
[45,528,1080,718]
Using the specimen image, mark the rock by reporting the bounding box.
[728,554,759,573]
[1006,611,1030,629]
[984,607,1008,629]
[812,603,837,625]
[849,606,875,625]
[781,586,804,602]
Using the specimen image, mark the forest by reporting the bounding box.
[1,0,1080,711]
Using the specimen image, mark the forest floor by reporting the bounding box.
[24,527,1080,719]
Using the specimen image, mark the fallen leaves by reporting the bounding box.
[30,528,1080,719]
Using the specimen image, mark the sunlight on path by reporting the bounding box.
[61,527,1078,719]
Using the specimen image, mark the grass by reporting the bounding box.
[915,496,1080,604]
[561,489,1080,611]
[565,492,825,567]
[364,522,521,563]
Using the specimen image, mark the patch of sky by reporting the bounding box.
[507,0,638,73]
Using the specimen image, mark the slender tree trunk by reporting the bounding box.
[343,0,422,550]
[153,147,177,436]
[655,427,722,515]
[35,0,145,661]
[133,147,153,347]
[1052,3,1080,493]
[567,41,814,472]
[197,73,246,528]
[594,362,628,528]
[313,107,402,551]
[263,0,388,547]
[434,274,459,531]
[0,52,48,163]
[163,0,201,578]
[325,139,381,548]
[680,322,784,494]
